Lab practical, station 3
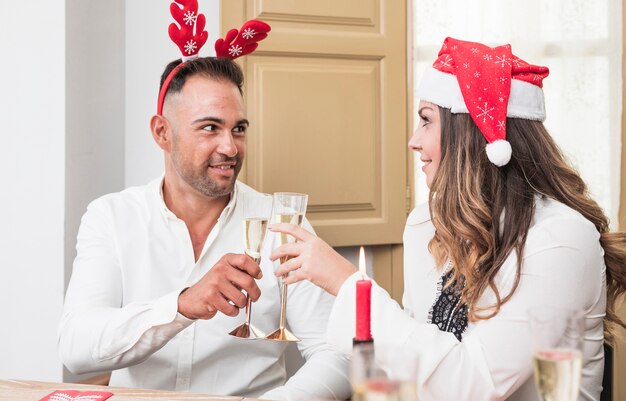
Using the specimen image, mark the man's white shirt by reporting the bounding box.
[58,177,350,401]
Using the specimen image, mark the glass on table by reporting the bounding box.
[265,192,308,342]
[529,307,584,401]
[229,192,273,339]
[352,342,418,401]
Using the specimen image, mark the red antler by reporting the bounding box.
[214,20,271,59]
[168,0,208,60]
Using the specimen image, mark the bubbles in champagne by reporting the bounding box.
[274,213,305,246]
[243,218,268,259]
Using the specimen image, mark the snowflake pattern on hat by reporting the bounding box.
[425,37,549,166]
[435,38,514,146]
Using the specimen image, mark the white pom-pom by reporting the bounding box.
[485,140,512,167]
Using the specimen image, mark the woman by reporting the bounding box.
[269,37,626,401]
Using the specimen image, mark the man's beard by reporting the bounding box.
[171,153,242,198]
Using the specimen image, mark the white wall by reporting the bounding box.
[0,0,124,382]
[0,0,66,381]
[65,0,126,288]
[64,0,126,381]
[0,0,220,382]
[125,0,221,187]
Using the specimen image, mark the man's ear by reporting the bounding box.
[150,114,171,152]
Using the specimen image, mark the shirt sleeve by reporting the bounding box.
[326,214,605,401]
[261,219,352,401]
[58,199,193,374]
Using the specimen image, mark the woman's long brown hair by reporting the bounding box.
[428,107,626,344]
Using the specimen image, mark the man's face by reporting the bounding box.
[163,75,247,198]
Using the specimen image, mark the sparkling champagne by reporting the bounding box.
[533,348,582,401]
[242,218,269,259]
[274,213,305,246]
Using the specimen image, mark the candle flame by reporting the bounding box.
[358,246,366,276]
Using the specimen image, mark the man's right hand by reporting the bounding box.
[177,253,263,320]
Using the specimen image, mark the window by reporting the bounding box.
[412,0,622,226]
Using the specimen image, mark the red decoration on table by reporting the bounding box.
[355,246,372,341]
[39,389,113,401]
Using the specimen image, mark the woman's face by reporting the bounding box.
[409,100,442,188]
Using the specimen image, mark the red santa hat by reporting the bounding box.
[416,37,549,166]
[157,0,271,115]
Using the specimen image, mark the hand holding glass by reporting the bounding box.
[529,307,584,401]
[229,193,273,339]
[266,192,308,342]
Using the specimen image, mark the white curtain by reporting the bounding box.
[412,0,623,227]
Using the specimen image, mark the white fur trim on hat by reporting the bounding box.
[416,66,546,121]
[485,140,512,166]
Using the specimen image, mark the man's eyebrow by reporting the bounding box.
[191,117,250,127]
[192,116,225,125]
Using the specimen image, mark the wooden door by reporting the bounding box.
[222,0,408,247]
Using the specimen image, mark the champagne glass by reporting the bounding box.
[229,192,273,339]
[529,307,585,401]
[352,343,418,401]
[265,192,308,342]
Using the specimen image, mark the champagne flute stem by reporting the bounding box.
[279,277,288,329]
[278,255,290,329]
[244,294,253,325]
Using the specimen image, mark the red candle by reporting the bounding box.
[355,247,372,341]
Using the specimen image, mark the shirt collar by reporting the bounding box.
[221,182,239,222]
[153,175,240,223]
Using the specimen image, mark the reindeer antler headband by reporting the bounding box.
[157,0,271,115]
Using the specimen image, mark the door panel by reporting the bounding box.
[223,0,407,246]
[255,0,379,29]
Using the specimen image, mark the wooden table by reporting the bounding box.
[0,379,260,401]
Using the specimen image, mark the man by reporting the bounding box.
[58,57,351,401]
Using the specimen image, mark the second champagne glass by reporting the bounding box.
[266,192,308,342]
[529,307,585,401]
[229,192,273,339]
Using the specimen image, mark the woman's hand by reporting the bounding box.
[269,223,358,296]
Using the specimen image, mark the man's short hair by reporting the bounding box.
[159,57,245,101]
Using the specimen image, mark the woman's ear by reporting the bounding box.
[150,114,171,152]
